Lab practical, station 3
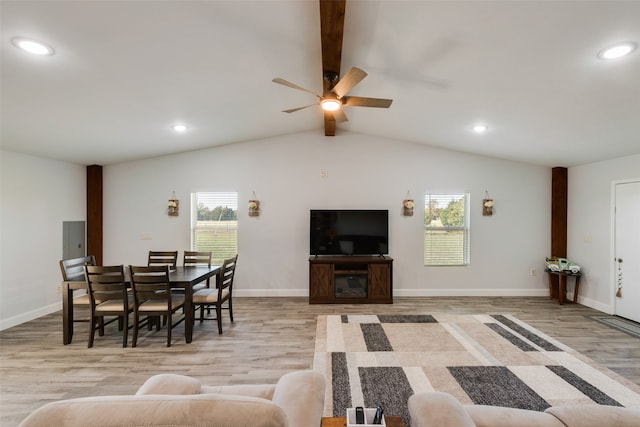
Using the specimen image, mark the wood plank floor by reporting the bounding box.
[1,297,639,426]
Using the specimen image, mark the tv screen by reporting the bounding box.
[310,210,389,256]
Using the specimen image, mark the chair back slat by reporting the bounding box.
[218,255,238,292]
[129,265,173,304]
[147,251,178,268]
[183,251,212,267]
[84,265,128,306]
[60,255,96,281]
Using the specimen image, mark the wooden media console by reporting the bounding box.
[308,256,393,304]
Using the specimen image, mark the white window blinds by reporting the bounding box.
[424,193,470,266]
[191,192,238,264]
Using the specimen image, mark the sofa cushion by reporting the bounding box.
[408,392,477,427]
[201,383,277,400]
[546,405,640,427]
[136,373,201,395]
[272,370,326,427]
[466,405,565,427]
[19,394,289,427]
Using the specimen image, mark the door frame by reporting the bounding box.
[610,178,640,315]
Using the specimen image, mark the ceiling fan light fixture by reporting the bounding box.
[598,42,637,60]
[11,37,55,55]
[321,99,341,111]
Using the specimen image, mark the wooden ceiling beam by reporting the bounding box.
[319,0,346,136]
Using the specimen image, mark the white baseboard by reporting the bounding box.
[575,295,612,314]
[0,302,61,331]
[233,288,551,298]
[394,288,550,297]
[234,289,308,297]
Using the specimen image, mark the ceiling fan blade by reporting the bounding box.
[332,108,348,123]
[343,96,393,108]
[282,103,317,113]
[272,78,320,98]
[331,67,368,98]
[320,0,345,136]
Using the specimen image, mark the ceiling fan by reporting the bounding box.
[272,0,393,136]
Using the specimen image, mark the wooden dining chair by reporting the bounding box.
[129,265,186,347]
[192,254,238,334]
[59,255,96,328]
[183,251,212,291]
[84,265,133,348]
[147,251,178,269]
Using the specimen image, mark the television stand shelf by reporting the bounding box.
[309,256,393,304]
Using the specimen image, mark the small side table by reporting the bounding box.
[545,269,581,305]
[321,416,405,427]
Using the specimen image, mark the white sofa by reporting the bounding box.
[20,370,325,427]
[408,391,640,427]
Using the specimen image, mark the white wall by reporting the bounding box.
[568,154,640,313]
[103,131,551,298]
[2,134,635,330]
[0,150,86,329]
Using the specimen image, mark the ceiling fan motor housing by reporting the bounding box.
[324,71,340,86]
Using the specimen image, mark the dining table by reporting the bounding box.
[61,265,221,345]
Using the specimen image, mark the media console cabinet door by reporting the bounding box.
[310,263,333,301]
[369,263,391,299]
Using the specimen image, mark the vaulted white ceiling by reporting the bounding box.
[2,1,639,167]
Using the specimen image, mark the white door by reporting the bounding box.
[614,181,640,323]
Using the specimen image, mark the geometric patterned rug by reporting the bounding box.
[313,314,640,427]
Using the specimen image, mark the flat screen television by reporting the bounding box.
[310,209,389,256]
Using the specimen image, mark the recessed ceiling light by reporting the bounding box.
[172,124,188,132]
[598,42,637,60]
[11,37,55,55]
[473,124,488,133]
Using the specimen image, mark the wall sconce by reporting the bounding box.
[403,191,414,216]
[248,191,260,217]
[482,191,494,216]
[168,191,179,216]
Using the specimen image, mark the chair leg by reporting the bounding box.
[88,316,96,348]
[166,314,172,347]
[132,313,139,347]
[199,305,205,323]
[228,298,234,322]
[98,317,105,336]
[216,304,223,334]
[122,314,128,348]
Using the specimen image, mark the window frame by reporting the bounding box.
[190,191,238,265]
[424,193,470,266]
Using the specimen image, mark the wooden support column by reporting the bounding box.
[551,167,568,258]
[550,167,568,300]
[86,165,103,265]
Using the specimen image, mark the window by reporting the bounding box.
[424,193,470,266]
[191,192,238,264]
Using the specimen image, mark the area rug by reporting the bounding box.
[313,314,640,426]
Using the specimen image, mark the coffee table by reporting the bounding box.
[321,416,405,427]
